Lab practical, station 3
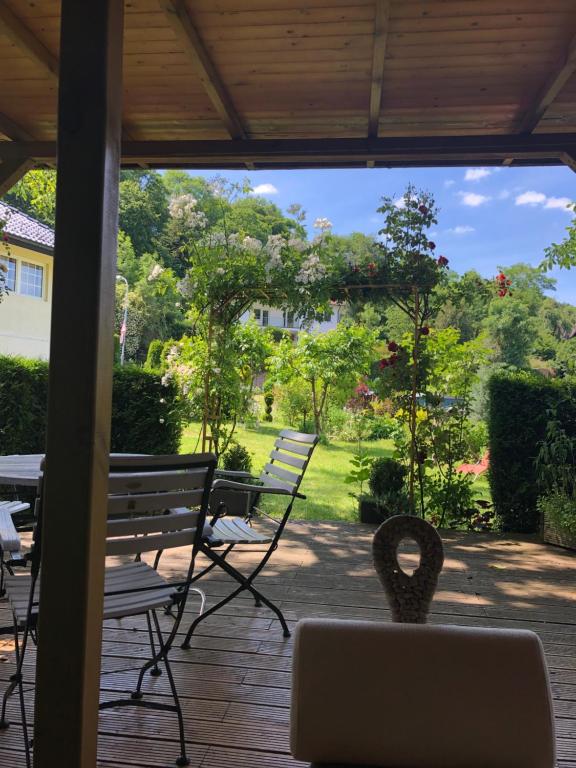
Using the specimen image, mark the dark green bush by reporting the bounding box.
[145,339,164,371]
[220,442,253,473]
[488,371,576,532]
[369,458,407,499]
[0,356,184,456]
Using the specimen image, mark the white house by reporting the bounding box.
[0,202,54,359]
[240,302,343,338]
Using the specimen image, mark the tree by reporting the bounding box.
[3,169,57,226]
[434,270,492,342]
[118,170,169,257]
[540,204,576,270]
[270,324,377,434]
[483,297,536,368]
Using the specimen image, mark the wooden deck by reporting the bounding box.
[0,521,575,767]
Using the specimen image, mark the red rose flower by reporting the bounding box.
[428,241,436,250]
[418,205,429,215]
[389,354,398,365]
[379,358,389,369]
[387,341,398,352]
[420,326,430,336]
[437,255,449,267]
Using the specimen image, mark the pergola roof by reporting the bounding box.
[1,0,576,172]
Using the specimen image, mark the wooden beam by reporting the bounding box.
[159,0,246,140]
[0,2,59,77]
[561,151,576,173]
[33,2,124,767]
[517,30,576,133]
[368,0,391,138]
[0,111,34,142]
[2,133,576,169]
[0,156,33,196]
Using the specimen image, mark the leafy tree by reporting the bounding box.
[540,204,576,270]
[3,169,57,225]
[499,263,555,314]
[118,170,169,257]
[227,196,305,242]
[483,297,536,368]
[270,324,377,435]
[434,270,492,342]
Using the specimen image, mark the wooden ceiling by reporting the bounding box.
[0,0,576,170]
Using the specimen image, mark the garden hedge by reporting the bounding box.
[488,371,576,533]
[0,355,183,456]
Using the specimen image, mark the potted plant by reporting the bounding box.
[359,457,409,524]
[211,442,255,518]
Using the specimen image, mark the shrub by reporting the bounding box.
[488,371,576,532]
[538,492,576,538]
[263,393,274,422]
[145,339,164,370]
[369,458,406,499]
[220,442,253,473]
[0,356,184,456]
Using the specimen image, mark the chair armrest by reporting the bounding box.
[212,478,305,499]
[214,469,254,479]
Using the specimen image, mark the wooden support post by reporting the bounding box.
[33,2,124,767]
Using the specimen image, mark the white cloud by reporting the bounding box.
[464,168,492,182]
[515,190,547,206]
[544,196,573,212]
[444,179,455,188]
[394,197,406,209]
[250,183,278,196]
[447,225,476,235]
[459,192,491,207]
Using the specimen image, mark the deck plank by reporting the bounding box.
[0,522,574,766]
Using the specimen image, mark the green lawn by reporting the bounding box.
[181,420,491,522]
[181,420,395,521]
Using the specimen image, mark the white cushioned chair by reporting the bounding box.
[291,619,555,768]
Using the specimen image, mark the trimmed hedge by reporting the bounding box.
[0,356,183,456]
[488,371,576,533]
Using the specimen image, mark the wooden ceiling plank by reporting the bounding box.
[368,0,391,137]
[0,2,59,78]
[517,30,576,133]
[159,0,247,140]
[0,111,35,142]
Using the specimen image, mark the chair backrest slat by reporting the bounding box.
[269,449,306,470]
[279,429,317,444]
[259,474,295,493]
[107,489,204,517]
[107,509,200,538]
[108,468,209,495]
[274,438,313,458]
[262,462,300,486]
[106,529,196,557]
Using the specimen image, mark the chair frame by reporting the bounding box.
[0,453,216,768]
[181,430,318,648]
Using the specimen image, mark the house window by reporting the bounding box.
[0,257,16,292]
[253,308,261,321]
[20,261,44,298]
[262,310,269,326]
[283,311,295,327]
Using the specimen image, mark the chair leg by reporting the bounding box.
[145,611,162,677]
[247,585,290,638]
[151,611,189,767]
[181,583,247,649]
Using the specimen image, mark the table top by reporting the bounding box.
[0,454,145,487]
[0,454,44,486]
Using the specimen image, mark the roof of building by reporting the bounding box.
[0,201,54,254]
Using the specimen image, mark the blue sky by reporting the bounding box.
[187,165,576,303]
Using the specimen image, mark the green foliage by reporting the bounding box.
[488,372,576,532]
[275,378,314,432]
[0,356,183,455]
[368,457,406,498]
[145,340,164,370]
[220,441,253,473]
[3,169,57,226]
[483,297,536,368]
[270,324,377,434]
[538,492,576,537]
[540,204,576,270]
[0,356,49,454]
[111,366,184,453]
[118,170,169,257]
[263,393,274,422]
[344,444,373,500]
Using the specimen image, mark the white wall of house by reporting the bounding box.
[240,304,342,335]
[0,243,52,359]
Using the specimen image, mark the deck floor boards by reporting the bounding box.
[0,522,574,767]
